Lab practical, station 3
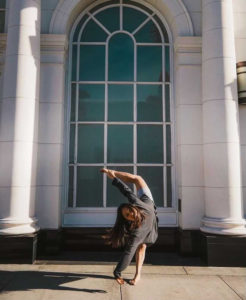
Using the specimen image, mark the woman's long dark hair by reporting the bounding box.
[102,203,146,248]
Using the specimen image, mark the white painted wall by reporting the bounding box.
[36,35,67,229]
[233,0,246,217]
[174,37,204,229]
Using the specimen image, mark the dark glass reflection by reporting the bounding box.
[76,166,103,207]
[134,19,161,43]
[137,85,162,121]
[108,84,133,121]
[73,14,89,42]
[137,46,162,82]
[70,83,76,121]
[108,125,133,163]
[123,7,147,32]
[108,33,134,81]
[77,124,104,163]
[79,45,105,81]
[95,7,120,32]
[137,167,163,207]
[78,84,105,121]
[165,46,170,82]
[68,166,74,207]
[0,11,5,33]
[165,84,170,122]
[137,125,163,163]
[81,19,108,42]
[71,45,77,81]
[166,166,172,207]
[153,14,169,43]
[69,124,75,163]
[166,124,171,163]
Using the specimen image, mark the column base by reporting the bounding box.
[200,232,246,267]
[200,216,246,235]
[0,217,40,235]
[0,233,38,263]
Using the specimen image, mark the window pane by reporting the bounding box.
[95,7,120,32]
[71,45,77,81]
[108,84,133,121]
[77,125,104,163]
[70,83,76,121]
[137,125,163,163]
[69,124,75,163]
[78,84,105,121]
[153,15,169,43]
[68,166,74,207]
[73,14,89,42]
[123,7,147,32]
[137,46,162,82]
[166,166,172,207]
[137,167,163,207]
[107,166,134,207]
[0,11,4,32]
[137,85,162,121]
[108,33,134,81]
[76,166,103,207]
[166,124,171,163]
[165,46,170,82]
[79,45,105,81]
[108,125,133,163]
[0,0,5,8]
[81,19,108,42]
[165,84,170,122]
[134,19,161,43]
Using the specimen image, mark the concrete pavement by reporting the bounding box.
[0,255,246,300]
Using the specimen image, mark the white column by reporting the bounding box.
[201,0,246,235]
[0,0,40,234]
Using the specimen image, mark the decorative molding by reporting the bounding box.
[49,0,194,37]
[174,36,202,53]
[40,34,68,64]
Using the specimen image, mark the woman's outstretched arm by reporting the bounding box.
[100,168,147,190]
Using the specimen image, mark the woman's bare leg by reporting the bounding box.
[129,243,147,285]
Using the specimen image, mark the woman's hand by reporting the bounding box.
[100,168,116,179]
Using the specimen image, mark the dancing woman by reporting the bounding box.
[100,168,159,285]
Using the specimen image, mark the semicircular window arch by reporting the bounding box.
[68,0,173,211]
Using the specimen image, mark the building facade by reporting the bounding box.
[0,0,246,265]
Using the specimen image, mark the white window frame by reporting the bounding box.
[62,0,177,227]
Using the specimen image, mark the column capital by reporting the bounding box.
[41,34,68,64]
[174,36,202,54]
[174,36,202,65]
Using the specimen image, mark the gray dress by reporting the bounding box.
[112,177,159,278]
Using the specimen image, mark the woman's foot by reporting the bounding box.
[129,275,140,285]
[115,277,125,285]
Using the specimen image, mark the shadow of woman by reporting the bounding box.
[0,270,114,294]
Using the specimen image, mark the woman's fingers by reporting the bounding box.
[100,168,115,179]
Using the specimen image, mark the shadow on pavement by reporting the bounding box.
[0,270,112,294]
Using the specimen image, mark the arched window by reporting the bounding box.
[67,0,173,212]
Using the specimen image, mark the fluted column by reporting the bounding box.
[201,0,246,235]
[0,0,40,234]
